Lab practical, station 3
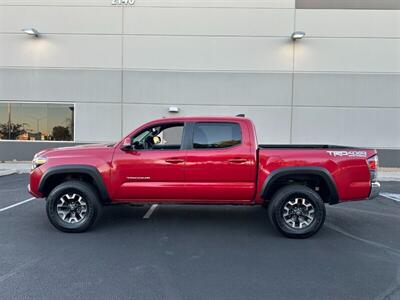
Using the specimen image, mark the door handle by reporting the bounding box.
[228,158,247,164]
[165,158,184,164]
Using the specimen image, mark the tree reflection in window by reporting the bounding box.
[0,103,74,141]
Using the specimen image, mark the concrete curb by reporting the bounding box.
[0,169,17,177]
[0,163,31,176]
[379,174,400,182]
[379,168,400,181]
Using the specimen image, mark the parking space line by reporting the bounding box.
[143,204,158,219]
[381,193,400,202]
[326,223,400,258]
[0,197,36,212]
[329,206,400,219]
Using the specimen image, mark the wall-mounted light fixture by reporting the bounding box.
[22,28,40,37]
[168,106,180,113]
[291,31,305,40]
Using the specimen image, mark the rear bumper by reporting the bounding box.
[368,182,381,199]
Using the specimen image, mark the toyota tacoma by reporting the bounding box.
[29,116,380,238]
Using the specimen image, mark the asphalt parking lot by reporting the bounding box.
[0,174,399,300]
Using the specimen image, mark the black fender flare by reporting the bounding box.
[261,166,339,204]
[38,165,110,204]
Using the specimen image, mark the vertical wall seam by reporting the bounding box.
[289,8,296,144]
[120,6,124,138]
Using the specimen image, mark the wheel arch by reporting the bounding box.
[38,165,110,205]
[262,166,339,204]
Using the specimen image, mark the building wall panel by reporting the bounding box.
[294,38,400,73]
[293,73,400,108]
[75,103,122,142]
[123,71,292,105]
[0,34,122,68]
[124,7,294,36]
[296,9,400,38]
[292,107,400,148]
[123,36,293,71]
[296,0,400,10]
[0,0,111,6]
[0,6,122,34]
[134,0,295,8]
[0,69,121,102]
[0,0,295,8]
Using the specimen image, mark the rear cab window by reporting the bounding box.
[192,122,242,149]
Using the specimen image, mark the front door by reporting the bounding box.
[111,122,187,201]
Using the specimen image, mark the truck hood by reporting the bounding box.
[35,143,115,159]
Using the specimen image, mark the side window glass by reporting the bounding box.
[132,123,184,150]
[158,126,183,146]
[193,123,241,149]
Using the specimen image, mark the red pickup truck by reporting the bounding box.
[29,116,380,238]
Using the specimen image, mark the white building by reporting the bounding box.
[0,0,399,166]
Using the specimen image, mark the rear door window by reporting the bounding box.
[192,122,241,149]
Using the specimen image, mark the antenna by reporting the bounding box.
[236,114,245,117]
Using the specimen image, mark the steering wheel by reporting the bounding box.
[143,135,155,149]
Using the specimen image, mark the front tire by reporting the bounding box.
[46,181,103,233]
[267,185,326,238]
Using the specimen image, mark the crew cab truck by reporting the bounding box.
[28,116,380,238]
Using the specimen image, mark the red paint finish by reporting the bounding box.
[255,148,375,204]
[28,167,43,198]
[29,116,377,205]
[184,119,256,201]
[111,148,187,201]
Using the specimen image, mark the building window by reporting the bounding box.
[0,103,74,141]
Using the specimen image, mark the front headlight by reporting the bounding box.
[32,155,47,170]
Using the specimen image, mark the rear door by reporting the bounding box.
[185,121,256,202]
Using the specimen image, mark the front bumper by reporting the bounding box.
[27,184,41,198]
[28,167,44,198]
[368,181,381,199]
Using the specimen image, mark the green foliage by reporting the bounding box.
[0,122,27,140]
[52,126,72,141]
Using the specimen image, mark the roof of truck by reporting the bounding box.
[123,116,253,139]
[148,116,252,123]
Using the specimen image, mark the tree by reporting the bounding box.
[0,122,27,140]
[52,126,72,141]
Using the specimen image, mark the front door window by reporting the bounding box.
[132,123,184,150]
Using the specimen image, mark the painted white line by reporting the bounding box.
[326,223,400,258]
[0,197,36,212]
[380,193,400,202]
[143,204,158,219]
[329,206,400,219]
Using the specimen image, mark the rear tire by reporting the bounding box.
[46,181,103,233]
[267,184,325,238]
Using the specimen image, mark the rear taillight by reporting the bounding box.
[367,155,379,182]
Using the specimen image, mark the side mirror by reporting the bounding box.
[121,137,132,151]
[132,141,141,149]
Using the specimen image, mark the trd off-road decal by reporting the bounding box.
[327,151,367,158]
